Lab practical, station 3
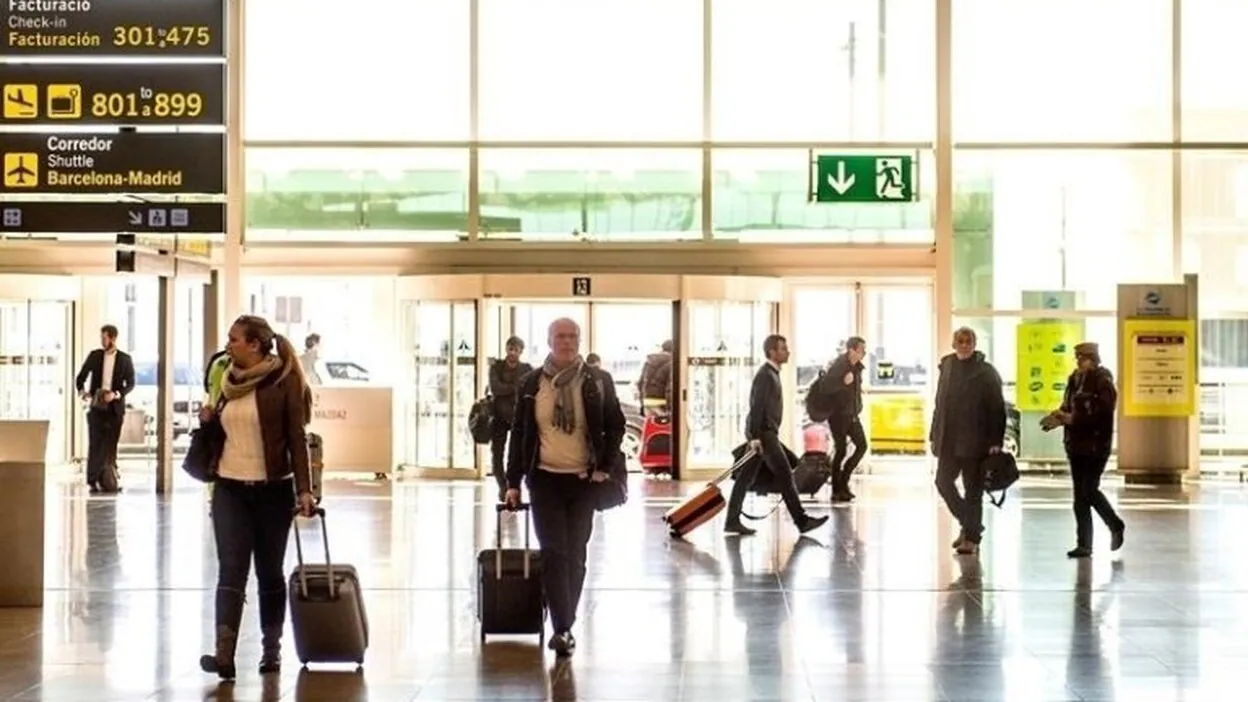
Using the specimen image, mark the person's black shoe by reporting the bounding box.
[1067,547,1092,559]
[831,491,853,504]
[724,521,756,536]
[548,631,576,657]
[797,515,829,534]
[1110,524,1125,552]
[88,484,100,494]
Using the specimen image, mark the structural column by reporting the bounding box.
[933,0,954,356]
[154,276,176,495]
[223,0,246,320]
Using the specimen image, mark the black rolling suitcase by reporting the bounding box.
[289,508,370,667]
[477,503,546,643]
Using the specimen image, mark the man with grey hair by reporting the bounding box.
[929,326,1006,556]
[504,318,626,657]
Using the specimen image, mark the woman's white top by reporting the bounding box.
[218,392,268,481]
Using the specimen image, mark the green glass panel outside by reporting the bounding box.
[477,149,702,241]
[712,149,934,243]
[245,148,471,233]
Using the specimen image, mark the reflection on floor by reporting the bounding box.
[4,472,1248,700]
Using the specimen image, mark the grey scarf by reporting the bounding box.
[542,354,584,434]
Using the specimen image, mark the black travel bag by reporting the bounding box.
[477,503,546,643]
[289,508,370,667]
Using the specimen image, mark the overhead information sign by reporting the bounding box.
[0,201,225,233]
[0,63,224,125]
[1,132,225,194]
[2,0,227,57]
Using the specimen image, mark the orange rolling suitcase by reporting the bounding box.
[663,449,755,538]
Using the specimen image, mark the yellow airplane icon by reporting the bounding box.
[3,85,38,119]
[3,153,39,188]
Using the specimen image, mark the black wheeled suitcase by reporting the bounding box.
[477,503,546,643]
[288,508,370,667]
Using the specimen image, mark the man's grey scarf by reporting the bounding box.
[542,354,584,434]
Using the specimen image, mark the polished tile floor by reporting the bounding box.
[4,468,1248,701]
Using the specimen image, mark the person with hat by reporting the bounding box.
[1041,342,1125,558]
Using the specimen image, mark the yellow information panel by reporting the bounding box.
[1015,320,1084,411]
[1122,319,1197,417]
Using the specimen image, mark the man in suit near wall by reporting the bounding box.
[724,334,828,536]
[75,324,135,493]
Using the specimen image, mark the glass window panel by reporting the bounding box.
[712,0,935,141]
[952,0,1171,141]
[245,148,469,242]
[712,149,934,243]
[244,0,469,140]
[478,149,702,242]
[243,277,383,380]
[952,151,1173,312]
[790,288,855,448]
[1182,0,1248,141]
[1181,152,1248,314]
[479,0,702,140]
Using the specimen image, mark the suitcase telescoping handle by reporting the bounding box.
[495,502,532,581]
[293,507,337,600]
[710,447,758,487]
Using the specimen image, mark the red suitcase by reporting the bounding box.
[662,449,755,538]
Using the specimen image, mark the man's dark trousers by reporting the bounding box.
[727,432,804,522]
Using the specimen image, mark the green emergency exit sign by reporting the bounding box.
[813,154,917,203]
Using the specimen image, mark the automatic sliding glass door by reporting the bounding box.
[400,300,478,472]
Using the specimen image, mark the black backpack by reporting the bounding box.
[804,371,838,422]
[983,451,1020,508]
[468,397,494,444]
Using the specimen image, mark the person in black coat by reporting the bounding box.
[1041,342,1125,558]
[929,327,1006,556]
[74,324,135,493]
[724,334,828,536]
[488,336,532,501]
[820,336,868,502]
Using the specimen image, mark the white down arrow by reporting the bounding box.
[827,161,855,195]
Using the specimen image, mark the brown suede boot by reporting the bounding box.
[199,625,239,681]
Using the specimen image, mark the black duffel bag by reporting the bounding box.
[982,451,1020,508]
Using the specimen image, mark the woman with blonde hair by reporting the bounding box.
[199,315,317,681]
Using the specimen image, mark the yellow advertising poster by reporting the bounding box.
[1015,321,1085,412]
[1122,319,1197,417]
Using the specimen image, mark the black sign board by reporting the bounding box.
[0,63,225,126]
[572,276,592,297]
[2,0,227,57]
[1,132,225,194]
[0,201,225,234]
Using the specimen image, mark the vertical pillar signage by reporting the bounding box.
[0,0,227,239]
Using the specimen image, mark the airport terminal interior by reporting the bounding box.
[3,0,1248,699]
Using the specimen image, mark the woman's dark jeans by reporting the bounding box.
[527,469,596,635]
[212,478,296,640]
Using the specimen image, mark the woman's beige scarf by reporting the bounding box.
[220,355,287,401]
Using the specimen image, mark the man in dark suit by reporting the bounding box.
[724,334,828,536]
[75,324,135,493]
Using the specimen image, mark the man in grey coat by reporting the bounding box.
[929,327,1006,556]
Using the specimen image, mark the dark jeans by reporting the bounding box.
[490,420,511,495]
[85,408,122,486]
[727,432,805,524]
[935,455,985,543]
[527,469,596,634]
[1068,452,1123,549]
[829,415,867,491]
[211,478,296,637]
